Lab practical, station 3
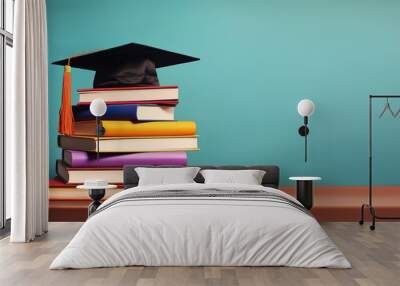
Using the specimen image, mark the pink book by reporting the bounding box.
[63,150,187,168]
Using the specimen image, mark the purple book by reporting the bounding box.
[63,150,187,168]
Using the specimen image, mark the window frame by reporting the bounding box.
[0,0,13,231]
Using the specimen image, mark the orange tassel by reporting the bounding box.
[58,60,74,135]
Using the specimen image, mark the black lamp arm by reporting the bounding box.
[297,116,310,162]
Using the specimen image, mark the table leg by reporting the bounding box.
[296,181,313,210]
[88,189,105,216]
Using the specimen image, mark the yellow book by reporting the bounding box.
[102,121,196,137]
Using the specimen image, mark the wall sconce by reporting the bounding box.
[297,99,315,162]
[90,99,107,159]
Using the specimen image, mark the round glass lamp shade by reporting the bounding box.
[297,99,315,117]
[90,98,107,117]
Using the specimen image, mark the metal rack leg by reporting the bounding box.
[359,203,400,230]
[359,203,376,231]
[359,204,366,225]
[369,206,376,231]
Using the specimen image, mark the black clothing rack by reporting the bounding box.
[359,95,400,230]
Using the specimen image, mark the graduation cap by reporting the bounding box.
[53,42,199,135]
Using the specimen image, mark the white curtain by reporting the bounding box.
[9,0,49,242]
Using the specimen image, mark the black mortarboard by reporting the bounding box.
[52,42,200,88]
[54,42,199,136]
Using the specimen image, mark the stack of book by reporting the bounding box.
[56,85,199,184]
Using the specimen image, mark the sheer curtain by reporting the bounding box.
[9,0,49,242]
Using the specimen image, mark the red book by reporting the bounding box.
[49,178,77,188]
[77,100,178,106]
[78,85,179,105]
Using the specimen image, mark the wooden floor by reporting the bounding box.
[0,222,399,286]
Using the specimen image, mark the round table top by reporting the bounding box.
[289,176,321,181]
[77,184,117,190]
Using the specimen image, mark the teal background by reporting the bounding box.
[47,0,400,185]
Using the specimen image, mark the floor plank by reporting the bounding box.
[0,222,399,286]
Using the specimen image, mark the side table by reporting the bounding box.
[289,177,321,210]
[77,184,117,216]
